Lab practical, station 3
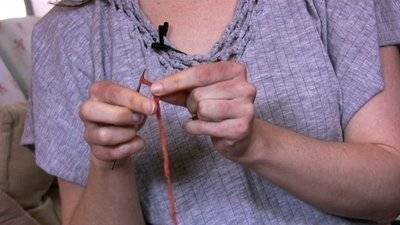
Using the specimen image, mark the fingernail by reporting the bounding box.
[151,83,163,95]
[146,101,156,114]
[132,113,144,123]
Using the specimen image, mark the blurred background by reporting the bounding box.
[1,1,61,225]
[0,1,399,225]
[0,0,53,20]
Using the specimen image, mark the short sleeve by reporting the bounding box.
[374,0,400,46]
[21,7,94,186]
[326,0,385,129]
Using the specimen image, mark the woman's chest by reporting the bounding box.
[101,0,343,141]
[95,1,349,222]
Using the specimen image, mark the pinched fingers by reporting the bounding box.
[185,118,253,140]
[84,122,137,146]
[90,81,156,115]
[185,80,257,114]
[80,100,145,126]
[91,136,145,162]
[81,81,152,163]
[196,99,255,122]
[151,61,247,96]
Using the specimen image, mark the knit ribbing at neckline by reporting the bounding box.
[107,0,258,70]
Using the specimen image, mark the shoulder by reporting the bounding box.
[307,0,377,32]
[324,0,375,9]
[322,0,378,39]
[33,2,94,42]
[324,0,375,18]
[31,1,103,63]
[31,1,107,78]
[374,0,400,46]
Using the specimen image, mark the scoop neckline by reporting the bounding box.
[133,0,248,60]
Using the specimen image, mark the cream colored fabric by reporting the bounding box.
[0,189,39,225]
[0,57,26,105]
[0,17,39,97]
[0,103,60,225]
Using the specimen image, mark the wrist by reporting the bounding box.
[237,119,275,168]
[90,155,133,171]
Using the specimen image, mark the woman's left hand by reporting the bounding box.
[150,61,257,160]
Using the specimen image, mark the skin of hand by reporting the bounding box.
[79,81,157,166]
[150,61,257,161]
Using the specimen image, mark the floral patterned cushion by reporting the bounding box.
[0,189,39,225]
[0,57,25,105]
[0,17,39,97]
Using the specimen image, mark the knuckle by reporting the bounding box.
[216,102,228,116]
[128,128,138,139]
[128,94,143,111]
[222,101,231,114]
[89,83,100,96]
[197,101,207,116]
[232,63,246,76]
[91,147,102,157]
[187,90,201,113]
[234,119,250,138]
[242,84,257,99]
[91,146,100,154]
[83,129,91,143]
[138,98,149,113]
[97,127,112,144]
[104,85,117,102]
[109,149,124,159]
[79,101,91,120]
[90,81,108,97]
[244,104,255,117]
[92,147,107,160]
[116,107,132,121]
[132,138,145,151]
[248,84,257,96]
[114,108,125,119]
[92,146,111,161]
[128,94,138,109]
[129,94,147,113]
[197,67,212,86]
[117,138,144,157]
[191,89,202,102]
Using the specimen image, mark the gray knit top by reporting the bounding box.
[22,0,400,224]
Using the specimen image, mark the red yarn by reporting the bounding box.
[140,75,179,225]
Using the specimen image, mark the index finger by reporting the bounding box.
[150,61,246,96]
[90,81,156,115]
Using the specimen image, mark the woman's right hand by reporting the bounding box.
[79,81,156,168]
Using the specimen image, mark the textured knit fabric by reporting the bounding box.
[375,0,400,46]
[21,0,400,224]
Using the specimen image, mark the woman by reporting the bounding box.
[22,0,400,224]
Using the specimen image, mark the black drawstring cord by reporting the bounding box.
[151,22,186,55]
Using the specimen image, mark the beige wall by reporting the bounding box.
[32,0,54,17]
[0,0,26,20]
[0,0,53,20]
